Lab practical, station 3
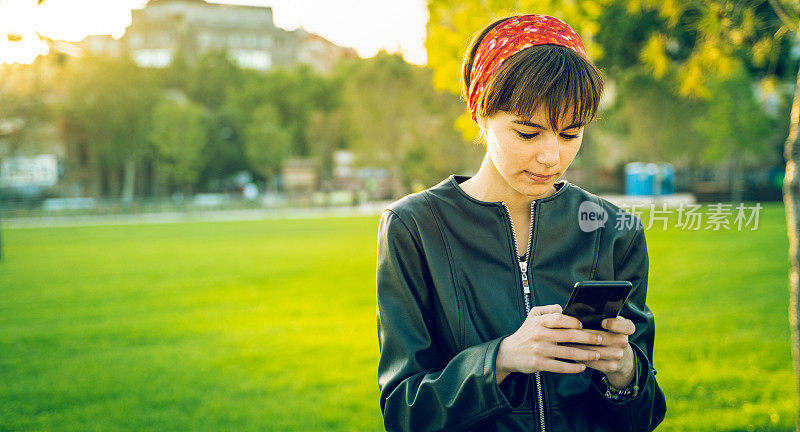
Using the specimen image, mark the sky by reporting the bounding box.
[0,0,429,65]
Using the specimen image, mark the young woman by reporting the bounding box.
[376,14,667,432]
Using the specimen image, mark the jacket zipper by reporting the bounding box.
[500,200,546,432]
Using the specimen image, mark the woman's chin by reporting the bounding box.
[513,181,555,199]
[514,184,553,199]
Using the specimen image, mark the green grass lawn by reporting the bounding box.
[0,201,796,431]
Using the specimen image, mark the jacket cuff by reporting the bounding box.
[485,336,528,410]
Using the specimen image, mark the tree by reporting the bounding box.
[307,109,345,183]
[243,104,293,186]
[188,49,242,110]
[196,105,249,192]
[61,54,160,201]
[692,64,779,201]
[599,68,707,163]
[228,64,335,158]
[339,52,482,194]
[0,52,68,162]
[149,97,206,194]
[183,51,246,190]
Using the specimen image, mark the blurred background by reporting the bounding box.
[0,0,796,431]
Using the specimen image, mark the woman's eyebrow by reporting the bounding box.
[511,119,582,131]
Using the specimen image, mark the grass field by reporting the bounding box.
[0,202,796,431]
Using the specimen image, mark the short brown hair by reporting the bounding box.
[460,15,605,133]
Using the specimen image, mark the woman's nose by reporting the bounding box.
[536,134,560,168]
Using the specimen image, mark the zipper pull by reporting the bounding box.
[519,261,530,294]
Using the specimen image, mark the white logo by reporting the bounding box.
[578,200,607,232]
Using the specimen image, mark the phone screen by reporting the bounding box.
[562,281,633,330]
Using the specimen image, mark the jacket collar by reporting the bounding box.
[444,174,571,207]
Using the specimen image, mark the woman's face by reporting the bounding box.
[478,107,584,199]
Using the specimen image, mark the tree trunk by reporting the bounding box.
[783,44,800,432]
[730,154,743,204]
[121,159,136,204]
[153,162,165,199]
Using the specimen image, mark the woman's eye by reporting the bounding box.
[516,131,579,140]
[516,131,538,139]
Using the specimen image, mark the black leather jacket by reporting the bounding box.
[376,175,667,432]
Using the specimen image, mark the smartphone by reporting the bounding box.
[562,281,633,330]
[556,281,633,363]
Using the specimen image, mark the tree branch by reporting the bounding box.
[767,0,798,29]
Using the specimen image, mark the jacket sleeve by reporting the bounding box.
[376,209,527,432]
[587,226,667,432]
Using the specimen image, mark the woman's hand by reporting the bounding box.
[496,304,604,383]
[563,317,637,389]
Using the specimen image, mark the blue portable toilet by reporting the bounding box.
[625,162,645,195]
[643,163,659,195]
[625,162,656,195]
[625,162,675,196]
[659,163,675,195]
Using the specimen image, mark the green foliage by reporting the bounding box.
[594,2,664,74]
[160,51,191,91]
[243,104,293,179]
[0,54,61,157]
[228,64,338,158]
[600,68,707,163]
[197,106,249,191]
[149,97,207,189]
[625,0,794,98]
[307,109,346,182]
[23,36,483,197]
[59,54,161,200]
[339,52,482,190]
[62,54,160,167]
[691,64,778,163]
[188,49,242,109]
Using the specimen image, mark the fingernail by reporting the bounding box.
[596,335,603,344]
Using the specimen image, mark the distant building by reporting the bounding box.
[78,35,122,57]
[295,29,354,75]
[75,0,357,74]
[282,158,318,194]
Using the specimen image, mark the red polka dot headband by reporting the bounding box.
[468,14,588,123]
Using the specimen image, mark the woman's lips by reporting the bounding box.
[525,171,555,182]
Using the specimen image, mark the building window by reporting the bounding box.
[231,50,271,71]
[132,49,173,68]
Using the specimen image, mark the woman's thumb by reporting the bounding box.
[528,304,562,316]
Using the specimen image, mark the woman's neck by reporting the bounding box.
[461,153,557,214]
